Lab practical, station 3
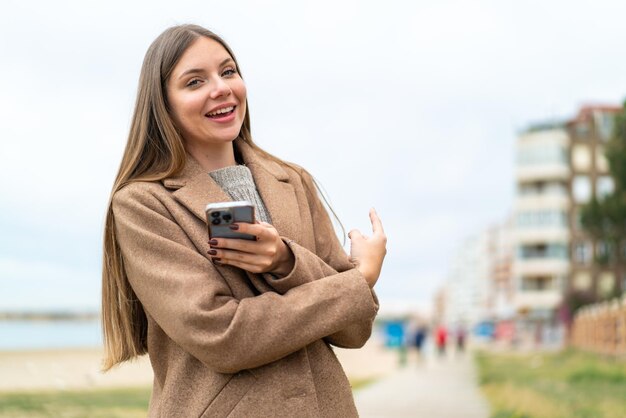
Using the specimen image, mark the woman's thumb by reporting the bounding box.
[348,229,364,240]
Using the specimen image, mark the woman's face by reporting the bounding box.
[167,37,247,151]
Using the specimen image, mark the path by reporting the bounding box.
[354,349,490,418]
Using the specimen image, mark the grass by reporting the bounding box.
[0,377,377,417]
[476,349,626,418]
[0,386,151,418]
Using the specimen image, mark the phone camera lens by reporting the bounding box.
[222,213,232,222]
[211,218,221,225]
[211,211,220,218]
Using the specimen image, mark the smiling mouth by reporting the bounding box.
[206,106,236,118]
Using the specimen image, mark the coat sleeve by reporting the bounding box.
[112,183,378,374]
[262,169,380,349]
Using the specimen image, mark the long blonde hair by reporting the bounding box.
[102,24,343,370]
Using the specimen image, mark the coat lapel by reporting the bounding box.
[237,140,302,244]
[161,139,302,244]
[164,157,233,224]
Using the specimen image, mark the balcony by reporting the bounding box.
[516,163,569,183]
[514,290,563,310]
[515,194,570,211]
[514,227,569,244]
[513,258,569,277]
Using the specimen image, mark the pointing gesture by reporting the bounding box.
[349,208,387,288]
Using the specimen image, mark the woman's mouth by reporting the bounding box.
[206,106,236,119]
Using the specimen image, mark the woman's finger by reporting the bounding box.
[209,237,259,253]
[230,221,275,238]
[369,208,385,235]
[210,247,266,265]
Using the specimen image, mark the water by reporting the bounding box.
[0,320,102,351]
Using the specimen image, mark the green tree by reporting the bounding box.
[579,100,626,301]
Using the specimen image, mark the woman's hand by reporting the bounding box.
[207,222,295,276]
[349,208,387,288]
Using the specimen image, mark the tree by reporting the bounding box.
[579,100,626,301]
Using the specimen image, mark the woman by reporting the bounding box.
[102,24,387,417]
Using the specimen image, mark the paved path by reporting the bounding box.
[353,350,490,418]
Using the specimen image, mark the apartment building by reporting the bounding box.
[441,104,622,339]
[443,221,514,325]
[513,123,570,328]
[445,233,490,328]
[566,105,623,298]
[487,218,515,319]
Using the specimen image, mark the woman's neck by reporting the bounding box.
[185,140,238,172]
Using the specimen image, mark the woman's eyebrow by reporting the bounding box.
[178,68,205,80]
[178,58,235,80]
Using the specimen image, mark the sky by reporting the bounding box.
[1,0,626,314]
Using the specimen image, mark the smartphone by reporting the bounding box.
[205,201,256,240]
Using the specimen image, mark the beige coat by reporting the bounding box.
[112,139,379,417]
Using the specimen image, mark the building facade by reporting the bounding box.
[513,123,570,328]
[445,233,490,328]
[511,105,622,336]
[566,105,623,299]
[444,220,515,331]
[487,218,515,320]
[439,104,623,341]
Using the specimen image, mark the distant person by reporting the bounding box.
[435,325,448,356]
[456,325,466,353]
[100,24,387,417]
[413,325,428,361]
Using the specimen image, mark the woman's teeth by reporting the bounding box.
[207,106,234,117]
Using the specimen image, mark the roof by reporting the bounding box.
[522,120,566,134]
[568,104,622,124]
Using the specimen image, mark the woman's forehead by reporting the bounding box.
[177,37,234,70]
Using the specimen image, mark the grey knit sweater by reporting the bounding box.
[208,165,272,224]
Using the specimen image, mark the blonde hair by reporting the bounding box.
[101,24,342,371]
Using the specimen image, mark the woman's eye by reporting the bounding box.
[222,68,237,77]
[186,78,202,87]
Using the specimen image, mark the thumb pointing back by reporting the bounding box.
[348,229,364,240]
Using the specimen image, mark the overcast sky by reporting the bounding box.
[1,0,626,313]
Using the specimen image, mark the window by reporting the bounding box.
[575,122,590,138]
[595,112,615,141]
[517,144,567,166]
[598,272,615,296]
[573,176,592,203]
[573,272,592,291]
[596,148,609,172]
[518,183,539,196]
[518,181,567,196]
[515,210,567,228]
[597,176,614,199]
[544,182,567,196]
[521,276,554,291]
[571,145,591,171]
[518,243,568,259]
[596,241,613,263]
[573,241,592,264]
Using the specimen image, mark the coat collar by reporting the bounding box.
[161,139,301,242]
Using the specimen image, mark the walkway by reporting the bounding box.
[353,350,490,418]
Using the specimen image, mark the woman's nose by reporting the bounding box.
[209,77,231,99]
